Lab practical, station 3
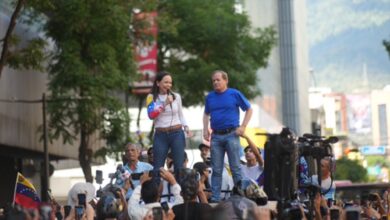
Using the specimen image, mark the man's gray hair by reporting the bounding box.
[212,70,229,81]
[125,142,142,151]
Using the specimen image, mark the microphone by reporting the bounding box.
[167,89,173,109]
[117,164,130,180]
[114,164,124,178]
[112,164,130,186]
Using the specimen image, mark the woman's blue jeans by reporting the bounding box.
[210,131,242,202]
[152,129,185,181]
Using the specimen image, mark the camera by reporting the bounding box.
[131,170,159,180]
[130,172,143,180]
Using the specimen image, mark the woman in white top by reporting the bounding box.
[146,71,191,180]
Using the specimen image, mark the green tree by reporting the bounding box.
[35,0,136,182]
[157,0,277,106]
[335,157,368,183]
[3,0,277,182]
[365,155,389,167]
[0,0,46,78]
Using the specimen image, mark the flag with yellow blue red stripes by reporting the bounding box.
[13,172,41,209]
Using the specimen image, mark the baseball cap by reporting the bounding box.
[67,182,96,206]
[235,179,268,205]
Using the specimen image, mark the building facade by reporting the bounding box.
[0,1,102,206]
[242,0,311,135]
[371,87,390,147]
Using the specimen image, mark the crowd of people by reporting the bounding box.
[4,70,390,220]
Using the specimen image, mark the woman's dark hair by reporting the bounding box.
[151,71,175,101]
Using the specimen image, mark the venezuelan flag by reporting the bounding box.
[13,172,41,209]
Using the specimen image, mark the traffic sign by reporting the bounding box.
[359,146,386,155]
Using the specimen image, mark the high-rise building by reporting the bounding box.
[241,0,311,135]
[371,87,390,146]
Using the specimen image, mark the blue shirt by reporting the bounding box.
[116,161,153,200]
[204,88,251,130]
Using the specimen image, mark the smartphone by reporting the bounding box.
[345,207,361,220]
[330,209,340,220]
[131,172,142,180]
[95,170,103,184]
[77,193,86,207]
[152,207,163,220]
[75,205,84,220]
[64,205,72,218]
[161,201,169,213]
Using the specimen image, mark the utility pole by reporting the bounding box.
[0,94,90,202]
[42,93,49,202]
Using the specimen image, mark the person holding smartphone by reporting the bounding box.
[66,183,96,220]
[128,168,183,220]
[63,204,94,220]
[172,173,212,220]
[146,71,192,183]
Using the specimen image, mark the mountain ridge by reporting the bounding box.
[307,0,390,92]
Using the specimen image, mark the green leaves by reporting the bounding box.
[335,157,368,183]
[157,0,277,106]
[40,0,135,153]
[7,37,47,71]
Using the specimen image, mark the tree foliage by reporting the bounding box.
[2,0,277,182]
[30,0,137,182]
[0,0,46,77]
[365,155,389,168]
[156,0,277,106]
[335,157,368,183]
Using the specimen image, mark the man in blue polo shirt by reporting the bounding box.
[203,70,253,202]
[116,143,153,200]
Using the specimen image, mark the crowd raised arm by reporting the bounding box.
[6,69,382,220]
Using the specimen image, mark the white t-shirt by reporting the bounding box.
[240,164,263,182]
[153,93,187,128]
[311,175,336,200]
